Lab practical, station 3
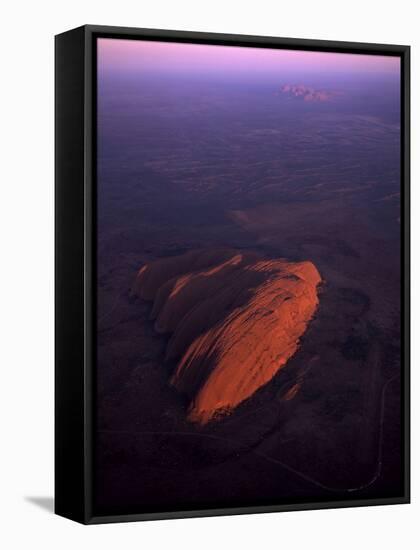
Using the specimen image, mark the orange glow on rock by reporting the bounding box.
[134,249,321,424]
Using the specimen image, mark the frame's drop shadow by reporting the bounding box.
[25,496,54,514]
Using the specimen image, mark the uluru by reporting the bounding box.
[133,249,321,425]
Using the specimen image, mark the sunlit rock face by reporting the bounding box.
[134,249,321,425]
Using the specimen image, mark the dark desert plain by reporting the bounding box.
[95,39,403,516]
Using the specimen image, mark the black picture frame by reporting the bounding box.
[55,24,410,524]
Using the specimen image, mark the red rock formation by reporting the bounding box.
[280,83,334,102]
[134,249,321,424]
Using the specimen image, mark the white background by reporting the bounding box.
[0,0,417,548]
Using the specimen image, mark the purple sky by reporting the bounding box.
[98,38,400,77]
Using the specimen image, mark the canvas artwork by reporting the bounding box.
[93,37,404,516]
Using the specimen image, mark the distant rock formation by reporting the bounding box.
[134,249,321,424]
[280,83,334,102]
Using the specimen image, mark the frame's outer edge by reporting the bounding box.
[84,24,409,53]
[55,24,410,525]
[402,45,411,503]
[55,25,88,524]
[83,26,95,524]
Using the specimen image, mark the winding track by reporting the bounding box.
[99,372,400,494]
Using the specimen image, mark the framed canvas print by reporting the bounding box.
[55,25,410,524]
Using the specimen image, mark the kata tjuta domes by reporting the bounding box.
[134,249,321,425]
[280,83,335,102]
